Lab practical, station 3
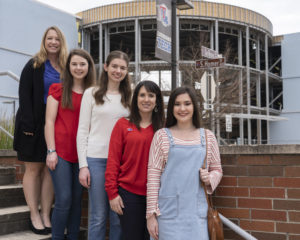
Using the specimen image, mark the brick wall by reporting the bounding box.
[0,150,89,227]
[1,145,300,239]
[217,145,300,240]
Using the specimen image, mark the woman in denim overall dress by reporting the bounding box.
[147,86,223,240]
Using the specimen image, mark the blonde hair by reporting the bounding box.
[33,26,68,72]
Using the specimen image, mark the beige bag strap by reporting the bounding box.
[201,129,213,209]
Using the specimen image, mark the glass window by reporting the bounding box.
[126,25,134,31]
[219,33,238,64]
[191,24,200,30]
[90,31,99,64]
[118,26,125,32]
[181,23,191,30]
[109,27,117,33]
[200,24,209,31]
[110,32,135,61]
[143,24,153,30]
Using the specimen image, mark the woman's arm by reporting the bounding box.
[44,95,59,170]
[77,88,93,169]
[147,130,167,240]
[147,130,167,218]
[18,59,35,133]
[105,119,125,214]
[77,88,93,188]
[204,129,223,193]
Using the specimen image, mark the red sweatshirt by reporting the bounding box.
[105,117,154,200]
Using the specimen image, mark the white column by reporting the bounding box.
[215,20,220,143]
[238,29,244,145]
[135,18,141,84]
[256,37,261,144]
[246,26,251,144]
[99,24,103,77]
[265,34,270,144]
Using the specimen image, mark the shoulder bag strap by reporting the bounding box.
[201,129,213,209]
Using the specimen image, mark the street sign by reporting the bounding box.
[201,46,222,59]
[195,58,225,69]
[201,46,217,59]
[225,114,232,132]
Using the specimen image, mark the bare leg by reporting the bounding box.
[40,166,54,228]
[23,162,45,229]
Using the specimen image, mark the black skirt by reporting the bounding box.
[16,129,47,162]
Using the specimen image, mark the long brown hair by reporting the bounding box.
[33,26,68,72]
[61,49,96,108]
[94,51,131,108]
[129,81,165,132]
[166,86,201,128]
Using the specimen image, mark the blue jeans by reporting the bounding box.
[87,157,121,240]
[50,156,83,240]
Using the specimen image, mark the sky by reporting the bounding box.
[35,0,300,36]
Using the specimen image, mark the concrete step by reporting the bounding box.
[0,166,15,186]
[0,184,26,208]
[0,205,87,238]
[0,228,87,240]
[0,230,51,240]
[0,205,29,235]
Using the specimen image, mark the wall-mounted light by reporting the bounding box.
[176,0,194,10]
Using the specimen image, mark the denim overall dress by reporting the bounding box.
[157,128,209,240]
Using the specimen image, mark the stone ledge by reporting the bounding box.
[0,150,17,157]
[2,145,300,156]
[220,144,300,155]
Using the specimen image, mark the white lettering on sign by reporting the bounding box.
[195,58,225,69]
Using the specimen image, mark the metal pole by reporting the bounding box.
[171,0,177,90]
[256,37,262,144]
[219,214,257,240]
[215,20,220,144]
[246,26,251,145]
[135,18,140,84]
[238,29,244,145]
[0,126,13,139]
[99,24,103,78]
[265,34,270,144]
[13,100,16,123]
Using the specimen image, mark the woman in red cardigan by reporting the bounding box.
[105,80,165,240]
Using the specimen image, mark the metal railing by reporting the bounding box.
[0,70,20,82]
[219,213,257,240]
[0,70,19,139]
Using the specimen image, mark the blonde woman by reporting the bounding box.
[13,26,68,235]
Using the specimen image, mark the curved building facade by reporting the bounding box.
[77,0,283,145]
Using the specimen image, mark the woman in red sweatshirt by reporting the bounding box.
[105,80,165,240]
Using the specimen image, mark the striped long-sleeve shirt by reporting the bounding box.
[146,128,223,218]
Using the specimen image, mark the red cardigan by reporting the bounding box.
[105,118,154,200]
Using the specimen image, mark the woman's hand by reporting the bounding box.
[23,131,34,136]
[200,168,210,185]
[46,152,58,171]
[109,195,124,215]
[147,214,159,240]
[79,167,91,188]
